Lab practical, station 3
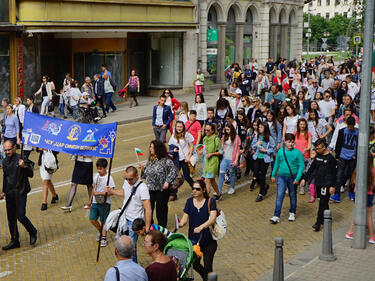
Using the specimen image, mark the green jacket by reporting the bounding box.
[271,148,304,181]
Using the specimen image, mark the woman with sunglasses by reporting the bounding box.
[250,122,276,202]
[247,98,262,124]
[178,180,218,281]
[139,140,177,226]
[200,123,222,200]
[217,123,241,195]
[163,89,180,134]
[34,75,55,115]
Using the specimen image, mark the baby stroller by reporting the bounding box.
[164,233,194,281]
[78,102,101,124]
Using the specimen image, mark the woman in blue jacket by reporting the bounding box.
[250,121,276,202]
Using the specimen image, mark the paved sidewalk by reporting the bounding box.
[99,89,220,125]
[257,218,375,281]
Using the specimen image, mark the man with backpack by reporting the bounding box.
[0,140,38,250]
[265,84,286,115]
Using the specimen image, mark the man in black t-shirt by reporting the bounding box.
[265,57,276,74]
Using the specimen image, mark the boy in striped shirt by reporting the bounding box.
[132,218,171,238]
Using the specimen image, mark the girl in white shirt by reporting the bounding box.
[192,94,207,127]
[283,104,299,141]
[168,121,195,187]
[178,101,189,124]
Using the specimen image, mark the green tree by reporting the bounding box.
[326,15,351,46]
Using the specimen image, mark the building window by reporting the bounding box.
[0,35,10,100]
[318,0,321,6]
[326,12,330,18]
[344,12,348,17]
[207,6,218,83]
[335,12,338,16]
[335,0,340,6]
[327,0,330,5]
[149,33,182,87]
[317,13,321,17]
[225,7,236,66]
[243,9,253,65]
[309,1,313,5]
[0,0,9,22]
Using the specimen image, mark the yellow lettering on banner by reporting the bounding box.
[45,139,54,145]
[54,142,65,147]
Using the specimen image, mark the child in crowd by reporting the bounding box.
[301,149,317,203]
[132,218,172,238]
[89,158,115,244]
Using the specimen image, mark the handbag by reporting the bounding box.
[208,198,227,240]
[163,158,184,190]
[178,142,195,175]
[110,181,142,234]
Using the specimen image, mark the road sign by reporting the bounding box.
[353,35,361,44]
[321,43,328,50]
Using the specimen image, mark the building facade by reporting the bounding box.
[303,0,354,19]
[0,0,304,101]
[198,0,304,85]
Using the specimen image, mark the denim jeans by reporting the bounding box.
[40,96,50,115]
[218,158,236,192]
[126,219,138,263]
[273,174,297,217]
[71,105,78,120]
[105,92,117,112]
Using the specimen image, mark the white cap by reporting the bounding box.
[235,89,242,95]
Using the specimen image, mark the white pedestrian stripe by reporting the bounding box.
[122,133,154,142]
[0,271,12,278]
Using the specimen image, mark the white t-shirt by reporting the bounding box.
[321,78,334,91]
[178,112,188,124]
[347,82,359,99]
[70,88,81,106]
[318,100,336,118]
[93,173,115,204]
[122,179,150,221]
[192,103,207,121]
[284,116,299,134]
[168,132,194,161]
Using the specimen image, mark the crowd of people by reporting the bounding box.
[1,54,374,281]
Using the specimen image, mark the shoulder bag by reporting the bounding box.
[110,181,142,234]
[163,158,184,190]
[283,148,295,178]
[208,198,227,240]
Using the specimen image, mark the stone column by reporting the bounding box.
[280,24,288,59]
[217,22,226,84]
[258,5,270,65]
[294,7,304,60]
[252,23,261,62]
[183,31,198,90]
[235,22,244,65]
[200,0,208,74]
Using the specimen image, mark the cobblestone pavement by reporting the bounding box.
[0,119,356,281]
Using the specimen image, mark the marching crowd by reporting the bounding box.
[1,55,375,281]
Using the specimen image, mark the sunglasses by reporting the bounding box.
[204,129,211,132]
[292,98,297,101]
[241,100,246,102]
[124,177,134,181]
[192,187,202,191]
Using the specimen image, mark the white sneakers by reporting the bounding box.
[227,188,235,195]
[269,216,280,224]
[288,213,296,222]
[269,213,296,224]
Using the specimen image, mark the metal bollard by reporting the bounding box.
[273,237,284,281]
[207,272,218,281]
[319,209,337,261]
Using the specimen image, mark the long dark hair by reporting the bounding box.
[149,140,168,160]
[174,121,186,144]
[216,98,230,111]
[219,88,229,98]
[257,121,270,142]
[195,94,205,103]
[236,110,249,128]
[307,109,319,126]
[224,123,236,143]
[296,118,308,140]
[163,89,174,98]
[194,179,209,199]
[266,110,277,131]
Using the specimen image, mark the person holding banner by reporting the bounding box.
[0,140,37,250]
[1,105,20,145]
[61,155,93,211]
[34,75,55,115]
[23,97,39,160]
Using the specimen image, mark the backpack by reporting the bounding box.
[208,198,227,240]
[42,150,58,174]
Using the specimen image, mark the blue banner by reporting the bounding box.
[22,112,117,158]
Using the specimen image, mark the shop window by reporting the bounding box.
[326,12,330,18]
[0,35,10,101]
[225,7,236,66]
[149,33,182,87]
[318,0,321,6]
[0,0,9,22]
[207,6,218,84]
[326,0,330,5]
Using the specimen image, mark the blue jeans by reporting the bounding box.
[71,105,78,120]
[105,92,117,112]
[218,158,236,192]
[127,219,138,263]
[273,174,297,217]
[58,103,64,115]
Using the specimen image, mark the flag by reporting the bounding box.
[174,214,180,233]
[22,111,117,158]
[196,144,204,151]
[134,147,145,156]
[224,65,231,75]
